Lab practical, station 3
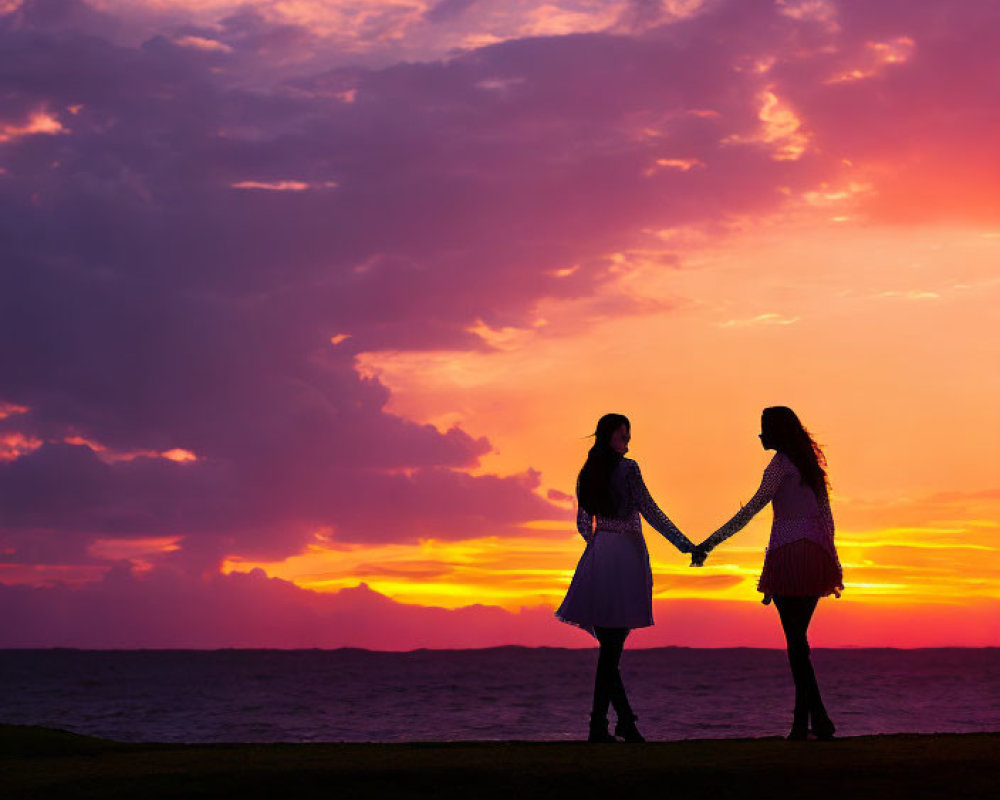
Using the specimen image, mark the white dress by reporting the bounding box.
[555,458,694,632]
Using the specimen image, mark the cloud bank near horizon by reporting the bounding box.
[3,567,996,649]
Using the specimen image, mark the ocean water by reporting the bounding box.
[1,648,996,743]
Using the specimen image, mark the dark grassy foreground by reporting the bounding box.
[2,726,997,800]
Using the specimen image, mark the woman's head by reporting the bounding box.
[577,413,631,516]
[594,413,631,455]
[760,406,829,496]
[760,406,802,450]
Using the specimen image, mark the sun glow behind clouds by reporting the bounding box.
[162,448,198,462]
[223,533,583,610]
[0,402,28,419]
[222,515,1000,610]
[231,180,311,191]
[0,432,43,461]
[340,220,1000,617]
[776,0,838,27]
[64,435,198,464]
[87,537,182,572]
[827,37,916,84]
[723,89,809,161]
[719,312,800,328]
[0,109,67,142]
[86,0,651,62]
[172,35,233,52]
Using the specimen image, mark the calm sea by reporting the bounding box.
[1,648,996,743]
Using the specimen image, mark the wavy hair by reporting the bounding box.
[576,413,630,517]
[762,406,829,497]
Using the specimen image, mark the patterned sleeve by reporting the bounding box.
[702,454,788,552]
[819,488,836,540]
[576,505,594,542]
[627,460,695,553]
[818,488,844,592]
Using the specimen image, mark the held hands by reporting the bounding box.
[689,543,711,568]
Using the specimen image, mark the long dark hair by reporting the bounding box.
[576,413,630,516]
[761,406,829,497]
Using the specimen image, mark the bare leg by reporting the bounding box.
[592,626,631,723]
[774,596,833,737]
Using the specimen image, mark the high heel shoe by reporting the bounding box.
[811,715,836,741]
[786,725,808,741]
[588,715,617,743]
[786,708,809,741]
[614,715,646,743]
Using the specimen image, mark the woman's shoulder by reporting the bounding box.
[768,451,796,473]
[612,457,640,480]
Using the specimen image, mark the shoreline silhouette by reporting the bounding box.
[3,725,997,799]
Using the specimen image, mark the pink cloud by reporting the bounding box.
[768,0,1000,221]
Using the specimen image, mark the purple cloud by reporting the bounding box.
[425,0,481,25]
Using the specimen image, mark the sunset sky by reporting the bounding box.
[1,0,997,649]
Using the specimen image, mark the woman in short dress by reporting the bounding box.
[556,413,696,743]
[695,406,844,740]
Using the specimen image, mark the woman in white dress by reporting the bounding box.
[556,413,696,742]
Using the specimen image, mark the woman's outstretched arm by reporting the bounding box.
[627,460,695,553]
[700,454,788,552]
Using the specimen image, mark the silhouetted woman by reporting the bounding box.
[694,406,844,740]
[556,413,696,743]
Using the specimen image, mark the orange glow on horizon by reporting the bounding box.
[221,515,998,613]
[336,218,1000,643]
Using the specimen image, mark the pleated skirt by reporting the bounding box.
[758,538,844,598]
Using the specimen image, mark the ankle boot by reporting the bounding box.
[588,715,616,743]
[614,714,646,743]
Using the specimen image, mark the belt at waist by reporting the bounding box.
[594,517,639,533]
